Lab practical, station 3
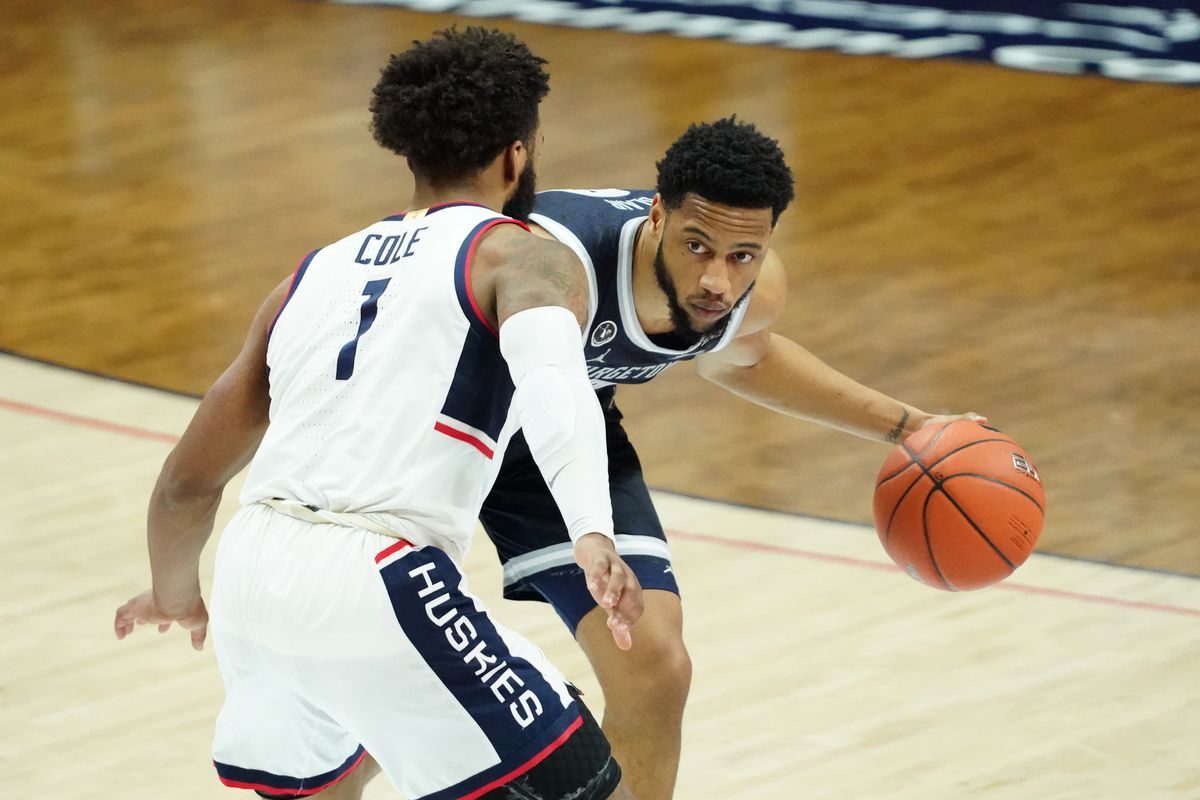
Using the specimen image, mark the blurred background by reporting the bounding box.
[2,0,1197,572]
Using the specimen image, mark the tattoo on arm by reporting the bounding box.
[886,409,910,444]
[496,237,588,324]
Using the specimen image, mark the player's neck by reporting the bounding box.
[630,220,675,335]
[409,180,505,215]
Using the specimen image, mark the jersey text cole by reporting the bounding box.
[240,203,527,555]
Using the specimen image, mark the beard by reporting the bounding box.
[652,240,753,348]
[501,159,537,222]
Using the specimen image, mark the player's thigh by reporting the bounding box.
[209,508,370,796]
[213,508,580,800]
[314,543,611,800]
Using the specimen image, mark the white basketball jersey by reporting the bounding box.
[240,203,525,553]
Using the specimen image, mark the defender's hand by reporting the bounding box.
[114,590,209,651]
[574,533,644,651]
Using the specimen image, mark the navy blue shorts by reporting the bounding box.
[480,389,679,633]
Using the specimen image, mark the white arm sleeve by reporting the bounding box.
[500,306,614,544]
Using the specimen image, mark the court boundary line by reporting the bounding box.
[652,485,1200,582]
[2,350,1197,587]
[665,528,1200,619]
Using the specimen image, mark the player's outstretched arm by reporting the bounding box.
[473,226,644,648]
[695,251,983,443]
[114,277,290,650]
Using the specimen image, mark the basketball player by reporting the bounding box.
[112,28,643,800]
[478,118,986,800]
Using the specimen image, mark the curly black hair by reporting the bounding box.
[656,117,795,224]
[370,27,549,184]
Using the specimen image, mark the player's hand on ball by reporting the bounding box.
[911,411,988,438]
[575,533,644,651]
[114,590,209,651]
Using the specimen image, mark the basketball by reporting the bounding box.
[873,420,1046,591]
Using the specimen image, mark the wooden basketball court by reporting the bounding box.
[2,0,1198,797]
[4,355,1199,798]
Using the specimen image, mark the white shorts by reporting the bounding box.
[209,504,582,800]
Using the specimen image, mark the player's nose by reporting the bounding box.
[698,259,730,297]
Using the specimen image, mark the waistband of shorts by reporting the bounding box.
[253,499,468,565]
[258,498,411,537]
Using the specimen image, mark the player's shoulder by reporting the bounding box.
[738,248,789,335]
[473,218,578,272]
[531,188,655,221]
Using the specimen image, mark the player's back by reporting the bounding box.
[241,203,521,553]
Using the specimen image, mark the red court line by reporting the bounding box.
[0,396,180,444]
[5,393,1198,619]
[666,528,1200,619]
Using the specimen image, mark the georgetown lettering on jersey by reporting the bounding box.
[529,189,751,389]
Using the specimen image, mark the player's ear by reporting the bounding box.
[502,140,526,185]
[648,194,667,234]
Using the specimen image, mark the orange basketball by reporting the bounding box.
[873,420,1046,591]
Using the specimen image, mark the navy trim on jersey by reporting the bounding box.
[268,248,320,342]
[439,332,514,446]
[383,211,407,222]
[378,546,579,789]
[453,218,527,341]
[214,745,365,796]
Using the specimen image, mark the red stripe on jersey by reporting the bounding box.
[375,538,415,563]
[434,421,495,459]
[462,218,531,339]
[457,715,584,800]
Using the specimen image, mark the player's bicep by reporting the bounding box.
[157,278,289,499]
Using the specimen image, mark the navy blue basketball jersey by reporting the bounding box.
[529,189,752,389]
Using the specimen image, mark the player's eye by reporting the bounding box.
[686,240,707,255]
[731,252,755,265]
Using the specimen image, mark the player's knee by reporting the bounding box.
[644,640,692,708]
[609,635,692,711]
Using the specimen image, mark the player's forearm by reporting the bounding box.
[146,475,221,614]
[702,333,928,443]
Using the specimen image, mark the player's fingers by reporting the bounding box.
[604,579,642,635]
[191,624,207,651]
[114,606,129,638]
[601,554,640,612]
[600,558,627,610]
[157,623,172,634]
[614,573,644,626]
[607,612,632,651]
[586,557,612,604]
